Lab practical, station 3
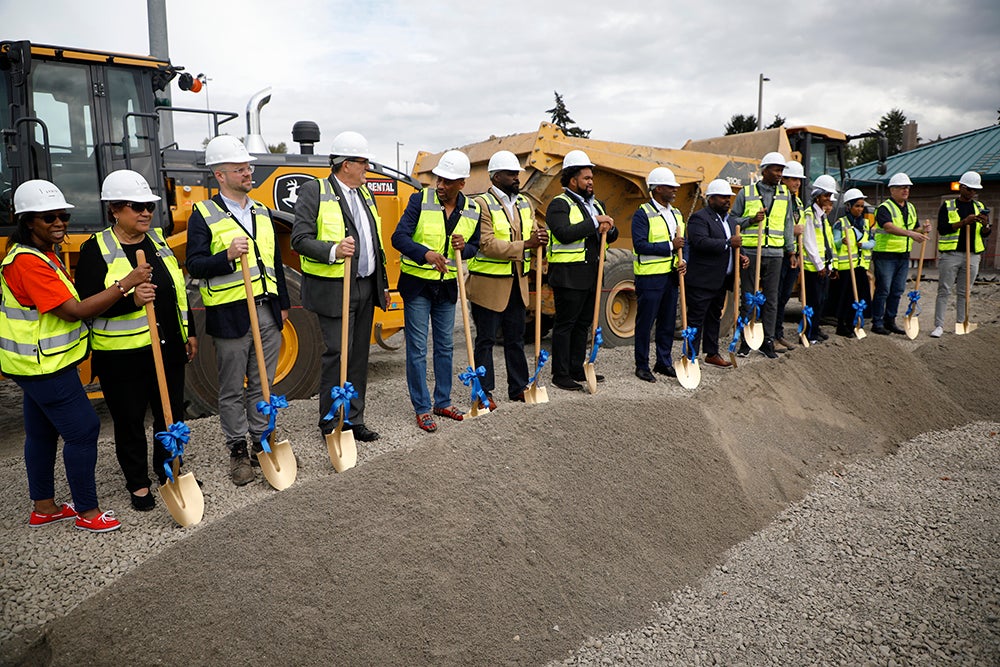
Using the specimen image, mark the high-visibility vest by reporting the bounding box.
[938,199,986,253]
[193,199,278,306]
[872,199,918,254]
[833,216,871,271]
[801,208,836,273]
[89,227,189,351]
[399,189,479,281]
[547,192,607,264]
[741,183,790,248]
[633,202,685,275]
[300,178,384,279]
[0,245,88,377]
[468,191,534,277]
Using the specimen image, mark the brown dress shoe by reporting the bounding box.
[703,354,733,368]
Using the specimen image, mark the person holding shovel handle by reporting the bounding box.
[76,170,196,512]
[832,189,875,337]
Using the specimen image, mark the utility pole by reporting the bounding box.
[756,73,770,131]
[147,0,173,147]
[396,141,404,172]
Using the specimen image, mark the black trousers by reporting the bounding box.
[551,284,595,382]
[835,267,873,330]
[471,281,530,399]
[686,283,727,357]
[317,275,375,427]
[803,270,830,340]
[98,347,186,491]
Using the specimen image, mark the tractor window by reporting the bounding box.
[808,136,840,181]
[0,74,11,223]
[106,67,150,157]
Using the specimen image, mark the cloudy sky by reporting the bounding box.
[4,0,998,171]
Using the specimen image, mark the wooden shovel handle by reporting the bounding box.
[137,250,173,425]
[454,244,477,369]
[732,244,741,328]
[913,229,927,292]
[534,244,543,364]
[843,227,860,302]
[677,250,688,329]
[589,231,607,346]
[340,255,352,385]
[240,255,271,403]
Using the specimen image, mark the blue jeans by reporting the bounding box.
[872,253,910,326]
[403,292,457,414]
[17,367,101,512]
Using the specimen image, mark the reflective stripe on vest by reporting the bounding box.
[741,183,789,248]
[547,192,606,264]
[194,199,278,306]
[938,199,986,253]
[833,216,871,271]
[467,191,534,277]
[90,227,189,351]
[802,208,836,273]
[872,200,917,254]
[399,189,480,281]
[300,179,385,279]
[633,202,685,275]
[0,245,88,377]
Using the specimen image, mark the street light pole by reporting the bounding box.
[757,73,770,131]
[396,141,404,172]
[197,73,212,138]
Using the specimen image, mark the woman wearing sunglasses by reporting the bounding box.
[0,180,153,532]
[75,170,197,512]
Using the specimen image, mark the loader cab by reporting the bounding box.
[786,125,849,184]
[0,41,171,235]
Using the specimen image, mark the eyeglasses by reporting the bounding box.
[34,212,71,224]
[347,158,370,166]
[116,201,157,213]
[220,165,255,176]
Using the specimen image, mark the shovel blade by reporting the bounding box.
[326,430,357,473]
[525,383,549,405]
[728,351,738,369]
[258,439,297,490]
[674,358,701,389]
[904,316,919,340]
[745,322,764,350]
[467,402,490,419]
[955,322,976,335]
[855,326,867,339]
[584,363,598,394]
[159,473,205,527]
[799,332,811,348]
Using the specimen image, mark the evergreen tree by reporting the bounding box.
[849,108,911,166]
[724,114,758,135]
[546,91,591,138]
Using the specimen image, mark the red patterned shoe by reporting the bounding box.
[432,405,464,421]
[75,510,121,533]
[416,413,437,433]
[29,503,77,528]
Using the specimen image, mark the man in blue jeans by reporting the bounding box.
[870,172,930,335]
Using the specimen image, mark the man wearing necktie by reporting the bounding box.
[292,131,389,443]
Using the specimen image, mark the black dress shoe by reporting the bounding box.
[815,328,829,341]
[571,373,605,383]
[552,376,584,391]
[509,391,526,402]
[653,363,677,378]
[885,320,906,335]
[635,368,657,383]
[130,491,156,512]
[350,424,380,442]
[760,339,779,359]
[871,325,890,335]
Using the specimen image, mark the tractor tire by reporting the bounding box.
[184,266,322,417]
[598,248,637,348]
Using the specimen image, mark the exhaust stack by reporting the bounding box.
[245,87,272,154]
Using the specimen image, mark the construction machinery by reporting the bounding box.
[0,40,420,415]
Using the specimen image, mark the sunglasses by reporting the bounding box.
[117,201,157,213]
[34,213,71,223]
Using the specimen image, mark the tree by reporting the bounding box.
[268,142,287,154]
[724,114,757,135]
[766,114,786,129]
[546,91,590,138]
[849,108,912,166]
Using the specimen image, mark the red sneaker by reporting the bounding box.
[74,510,121,533]
[29,503,77,528]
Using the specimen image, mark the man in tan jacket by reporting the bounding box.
[466,150,548,408]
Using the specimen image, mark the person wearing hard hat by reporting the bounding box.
[773,160,808,351]
[466,150,548,406]
[831,188,874,336]
[75,170,197,511]
[545,150,619,391]
[931,170,992,338]
[291,131,389,442]
[186,135,291,485]
[1,180,154,532]
[799,174,839,343]
[630,167,687,382]
[870,172,930,335]
[729,152,798,359]
[684,179,750,366]
[391,150,481,432]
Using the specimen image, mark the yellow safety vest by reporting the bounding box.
[90,227,189,351]
[872,199,918,254]
[833,216,871,271]
[741,182,790,248]
[801,208,836,273]
[467,191,534,277]
[547,192,607,264]
[633,202,685,275]
[194,199,278,306]
[0,245,88,377]
[399,189,479,281]
[300,178,385,279]
[939,199,986,253]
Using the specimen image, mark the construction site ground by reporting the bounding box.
[1,274,999,666]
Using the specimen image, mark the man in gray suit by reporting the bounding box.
[292,131,389,442]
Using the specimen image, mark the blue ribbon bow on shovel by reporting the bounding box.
[905,290,921,317]
[681,326,698,363]
[459,365,490,408]
[528,349,550,386]
[588,326,604,364]
[322,383,358,432]
[745,291,766,321]
[798,305,814,335]
[256,394,289,454]
[156,421,190,483]
[853,299,867,329]
[728,315,748,354]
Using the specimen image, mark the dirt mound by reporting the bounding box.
[6,327,1000,667]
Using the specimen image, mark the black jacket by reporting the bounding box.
[545,190,619,291]
[686,206,744,293]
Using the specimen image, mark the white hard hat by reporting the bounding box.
[760,151,787,168]
[101,169,161,202]
[812,174,838,195]
[842,188,866,203]
[705,179,735,197]
[782,160,805,180]
[432,150,471,180]
[487,150,523,173]
[562,149,594,170]
[14,180,75,214]
[888,172,913,187]
[330,130,372,160]
[647,167,680,187]
[205,135,256,166]
[958,171,983,189]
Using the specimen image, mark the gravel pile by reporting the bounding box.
[554,421,1000,666]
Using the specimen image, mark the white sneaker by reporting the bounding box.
[930,326,943,338]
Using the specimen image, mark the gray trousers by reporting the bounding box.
[316,275,375,427]
[934,251,981,328]
[214,303,281,449]
[739,254,782,339]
